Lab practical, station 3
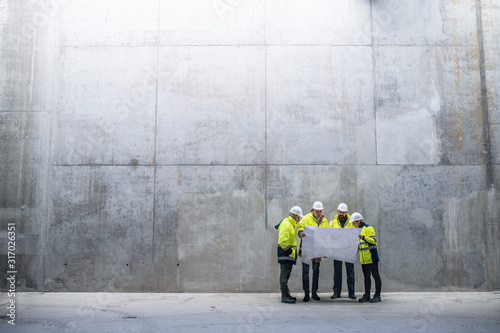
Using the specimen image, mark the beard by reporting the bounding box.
[338,215,347,223]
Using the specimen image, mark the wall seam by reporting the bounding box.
[264,2,268,229]
[369,0,382,250]
[151,0,161,290]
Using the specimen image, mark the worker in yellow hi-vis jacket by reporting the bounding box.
[297,201,329,302]
[330,203,356,300]
[277,206,303,304]
[351,212,382,303]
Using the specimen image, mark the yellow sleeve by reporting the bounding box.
[362,226,377,245]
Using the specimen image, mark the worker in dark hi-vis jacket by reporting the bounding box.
[277,206,303,304]
[351,212,382,303]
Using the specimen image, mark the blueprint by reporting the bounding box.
[301,225,361,264]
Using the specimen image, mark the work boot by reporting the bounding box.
[331,294,341,299]
[358,295,370,303]
[303,291,310,302]
[370,295,381,303]
[281,289,296,304]
[285,288,296,301]
[349,294,357,300]
[312,292,321,301]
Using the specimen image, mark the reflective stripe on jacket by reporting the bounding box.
[330,213,353,228]
[358,223,380,264]
[277,216,298,264]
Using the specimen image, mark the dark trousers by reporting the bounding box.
[302,262,320,292]
[280,263,293,291]
[361,263,382,297]
[333,260,355,296]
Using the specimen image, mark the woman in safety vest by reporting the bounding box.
[351,212,382,303]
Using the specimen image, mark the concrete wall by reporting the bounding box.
[1,0,499,292]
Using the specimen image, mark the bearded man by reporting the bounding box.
[329,203,357,300]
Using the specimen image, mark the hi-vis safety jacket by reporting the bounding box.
[357,222,380,264]
[330,213,353,229]
[277,216,299,264]
[297,212,329,237]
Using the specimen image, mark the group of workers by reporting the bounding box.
[277,201,382,304]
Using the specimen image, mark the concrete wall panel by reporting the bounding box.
[0,112,47,209]
[481,3,500,165]
[154,166,267,292]
[45,166,155,291]
[373,0,478,46]
[482,1,500,69]
[266,46,376,164]
[266,0,372,45]
[159,0,265,46]
[376,46,484,165]
[486,190,500,289]
[378,165,488,290]
[157,46,265,165]
[482,3,499,123]
[267,165,379,224]
[0,1,32,110]
[54,46,157,165]
[0,0,55,111]
[59,0,159,46]
[0,111,48,290]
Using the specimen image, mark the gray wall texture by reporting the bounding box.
[1,0,499,293]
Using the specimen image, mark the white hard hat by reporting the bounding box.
[312,201,324,210]
[290,206,303,217]
[350,212,363,222]
[337,203,348,212]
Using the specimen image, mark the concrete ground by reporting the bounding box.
[0,292,499,333]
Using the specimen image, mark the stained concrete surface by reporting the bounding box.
[1,0,499,293]
[0,292,499,333]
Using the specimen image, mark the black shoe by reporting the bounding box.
[281,296,296,304]
[331,294,341,300]
[312,292,321,301]
[280,290,296,304]
[369,295,381,303]
[349,295,357,300]
[303,292,310,302]
[358,295,370,303]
